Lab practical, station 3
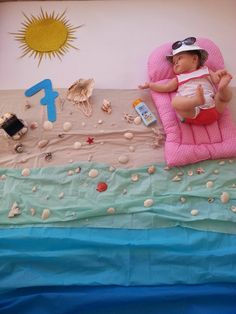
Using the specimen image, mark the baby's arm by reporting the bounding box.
[139,78,178,93]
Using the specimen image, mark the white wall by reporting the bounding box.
[0,0,235,90]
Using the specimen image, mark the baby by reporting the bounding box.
[139,37,232,125]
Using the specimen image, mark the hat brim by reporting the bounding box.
[166,48,208,65]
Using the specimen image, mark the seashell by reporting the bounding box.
[45,152,52,161]
[75,167,81,173]
[131,174,139,182]
[0,175,7,180]
[124,132,134,140]
[172,175,181,182]
[32,186,37,192]
[147,165,156,174]
[59,192,64,199]
[43,120,53,130]
[144,199,154,208]
[30,208,36,216]
[188,170,194,176]
[191,209,199,216]
[218,160,225,165]
[134,116,142,125]
[88,169,99,178]
[63,122,72,132]
[232,184,236,188]
[30,122,38,129]
[123,189,127,194]
[164,166,170,171]
[196,167,205,174]
[229,159,234,164]
[96,182,108,192]
[41,208,50,220]
[213,169,219,174]
[231,206,236,213]
[73,141,82,149]
[206,181,214,188]
[109,166,115,172]
[129,146,135,152]
[69,159,74,163]
[220,192,230,203]
[8,202,21,218]
[81,122,86,127]
[180,197,186,203]
[38,139,49,148]
[208,197,215,203]
[14,143,24,153]
[21,168,30,177]
[177,171,184,176]
[118,154,129,164]
[187,186,192,191]
[67,170,74,176]
[101,99,112,114]
[98,119,103,124]
[107,207,116,214]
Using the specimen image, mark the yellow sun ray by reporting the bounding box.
[11,8,83,66]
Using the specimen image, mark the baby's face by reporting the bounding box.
[172,52,198,74]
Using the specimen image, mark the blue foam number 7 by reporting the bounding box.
[25,79,59,122]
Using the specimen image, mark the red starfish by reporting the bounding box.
[86,136,94,145]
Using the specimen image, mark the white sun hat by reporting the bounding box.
[166,37,208,65]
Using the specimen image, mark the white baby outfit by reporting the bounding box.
[176,66,215,118]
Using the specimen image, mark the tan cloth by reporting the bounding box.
[0,89,165,169]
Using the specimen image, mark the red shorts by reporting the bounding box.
[183,107,220,125]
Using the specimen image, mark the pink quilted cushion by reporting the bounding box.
[148,38,236,167]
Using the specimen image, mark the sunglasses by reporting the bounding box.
[172,37,196,50]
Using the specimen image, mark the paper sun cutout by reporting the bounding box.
[12,9,83,66]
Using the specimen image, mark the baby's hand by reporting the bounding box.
[138,82,150,89]
[213,69,228,84]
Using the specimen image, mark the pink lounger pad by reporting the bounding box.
[148,38,236,167]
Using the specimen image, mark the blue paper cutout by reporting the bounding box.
[25,79,59,122]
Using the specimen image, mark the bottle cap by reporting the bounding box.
[132,98,143,107]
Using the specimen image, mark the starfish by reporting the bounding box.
[86,136,94,145]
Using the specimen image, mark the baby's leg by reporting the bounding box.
[172,85,205,118]
[215,73,232,113]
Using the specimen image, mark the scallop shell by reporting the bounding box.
[191,209,199,216]
[42,208,50,220]
[220,192,230,203]
[21,168,30,177]
[107,207,116,214]
[134,116,142,125]
[43,121,53,130]
[63,122,72,132]
[38,139,49,148]
[206,181,214,188]
[124,132,134,140]
[131,174,139,182]
[30,208,36,216]
[147,165,156,174]
[118,154,129,164]
[88,169,99,178]
[144,199,154,207]
[73,141,82,149]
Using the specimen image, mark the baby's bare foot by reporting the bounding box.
[218,73,232,91]
[194,85,205,106]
